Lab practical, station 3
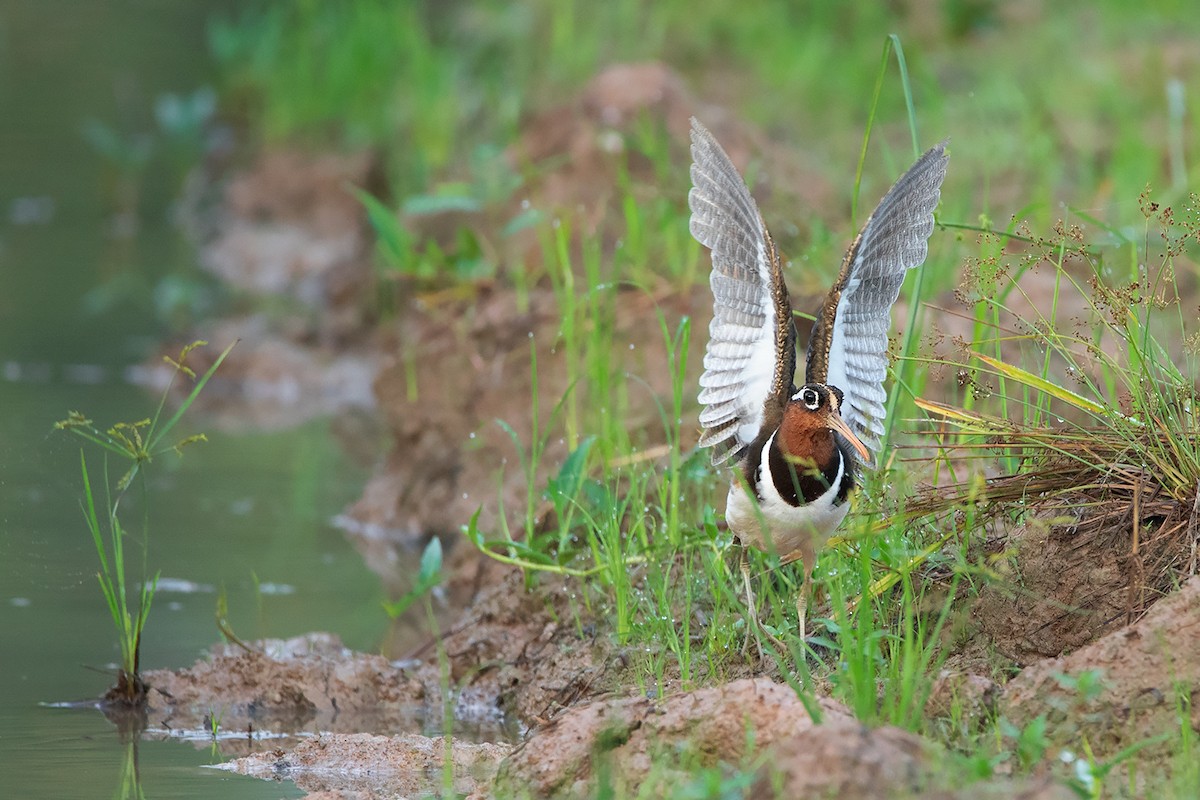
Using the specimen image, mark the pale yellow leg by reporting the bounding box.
[797,557,817,642]
[740,547,785,660]
[739,548,762,660]
[796,585,807,642]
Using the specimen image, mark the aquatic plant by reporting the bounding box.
[56,340,234,706]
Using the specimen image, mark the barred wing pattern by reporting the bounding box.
[689,118,796,465]
[805,142,949,464]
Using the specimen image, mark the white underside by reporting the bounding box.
[725,431,850,562]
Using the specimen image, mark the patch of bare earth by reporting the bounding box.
[1001,575,1200,785]
[974,512,1136,666]
[496,678,1072,800]
[973,488,1195,666]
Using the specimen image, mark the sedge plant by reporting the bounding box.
[55,340,234,706]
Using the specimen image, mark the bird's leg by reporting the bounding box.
[739,547,785,660]
[796,589,806,643]
[739,548,762,660]
[796,557,815,642]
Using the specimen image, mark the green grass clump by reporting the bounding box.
[914,193,1200,577]
[56,341,233,706]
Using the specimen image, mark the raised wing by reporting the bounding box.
[805,142,949,465]
[689,118,796,465]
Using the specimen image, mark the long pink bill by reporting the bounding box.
[827,411,871,461]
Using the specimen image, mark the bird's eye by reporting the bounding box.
[801,388,820,410]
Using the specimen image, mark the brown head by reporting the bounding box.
[778,384,871,469]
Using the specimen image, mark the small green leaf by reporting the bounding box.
[463,507,484,548]
[418,536,442,585]
[383,537,444,618]
[403,189,481,216]
[502,207,543,237]
[351,186,412,267]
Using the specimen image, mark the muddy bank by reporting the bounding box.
[145,570,626,750]
[213,676,1072,800]
[148,564,1200,796]
[497,679,860,796]
[142,497,1200,796]
[145,633,431,743]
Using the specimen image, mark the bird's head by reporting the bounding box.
[780,384,870,464]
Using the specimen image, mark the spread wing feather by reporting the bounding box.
[805,142,949,465]
[689,118,795,465]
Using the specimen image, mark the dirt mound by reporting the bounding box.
[974,499,1190,665]
[496,679,853,796]
[1001,575,1200,780]
[217,732,511,800]
[496,678,1074,800]
[405,570,622,729]
[759,723,1070,800]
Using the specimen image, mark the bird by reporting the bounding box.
[687,117,948,653]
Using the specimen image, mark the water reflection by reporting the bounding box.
[114,742,147,800]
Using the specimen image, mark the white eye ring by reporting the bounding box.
[799,387,819,410]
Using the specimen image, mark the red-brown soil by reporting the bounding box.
[1001,575,1200,782]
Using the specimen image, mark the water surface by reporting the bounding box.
[0,3,388,796]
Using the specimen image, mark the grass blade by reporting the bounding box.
[973,353,1106,415]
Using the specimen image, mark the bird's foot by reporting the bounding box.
[741,619,787,662]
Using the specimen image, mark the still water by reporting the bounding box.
[0,3,388,796]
